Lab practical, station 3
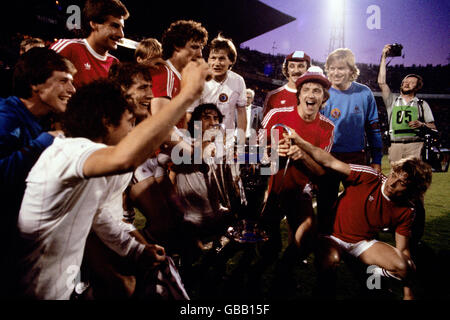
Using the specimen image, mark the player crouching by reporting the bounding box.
[278,130,432,300]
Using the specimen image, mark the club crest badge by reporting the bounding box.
[218,93,228,103]
[331,108,341,119]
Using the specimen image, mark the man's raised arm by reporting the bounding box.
[378,44,392,103]
[83,60,211,178]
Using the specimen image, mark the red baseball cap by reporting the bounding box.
[295,66,331,90]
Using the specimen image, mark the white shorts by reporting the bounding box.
[328,235,378,258]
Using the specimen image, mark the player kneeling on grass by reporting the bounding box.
[278,131,432,300]
[16,60,210,300]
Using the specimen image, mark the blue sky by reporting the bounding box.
[241,0,449,66]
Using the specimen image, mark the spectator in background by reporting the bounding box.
[19,37,45,55]
[263,51,311,116]
[0,47,76,297]
[318,48,383,234]
[245,88,263,141]
[51,0,129,88]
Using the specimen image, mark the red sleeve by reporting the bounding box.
[263,92,274,116]
[394,208,414,238]
[345,165,381,186]
[260,111,278,145]
[151,65,171,99]
[319,125,334,152]
[50,39,73,60]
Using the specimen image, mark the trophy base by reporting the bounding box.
[227,219,268,243]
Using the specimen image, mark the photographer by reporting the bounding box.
[378,44,436,163]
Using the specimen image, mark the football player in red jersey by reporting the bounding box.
[254,67,334,297]
[51,0,129,88]
[151,20,208,129]
[262,51,311,116]
[279,131,432,300]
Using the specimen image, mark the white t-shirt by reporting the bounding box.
[188,70,247,133]
[17,137,145,300]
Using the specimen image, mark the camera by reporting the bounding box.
[416,126,439,140]
[386,43,403,57]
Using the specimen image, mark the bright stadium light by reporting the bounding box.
[328,0,346,53]
[330,0,345,23]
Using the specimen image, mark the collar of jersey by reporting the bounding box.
[82,39,108,61]
[166,60,182,79]
[381,181,392,202]
[284,84,297,93]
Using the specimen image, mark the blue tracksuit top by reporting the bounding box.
[320,82,383,164]
[0,96,54,216]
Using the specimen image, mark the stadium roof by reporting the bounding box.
[124,0,296,45]
[5,0,296,45]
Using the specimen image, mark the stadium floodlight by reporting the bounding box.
[328,0,346,53]
[330,0,345,22]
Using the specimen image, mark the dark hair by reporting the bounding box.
[108,62,152,92]
[391,156,432,203]
[188,103,223,136]
[282,58,311,80]
[19,37,45,55]
[161,20,208,60]
[208,34,237,66]
[62,79,132,140]
[12,47,76,99]
[82,0,129,36]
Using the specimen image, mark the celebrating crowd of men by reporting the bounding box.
[0,0,436,300]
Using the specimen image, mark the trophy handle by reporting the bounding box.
[270,123,292,178]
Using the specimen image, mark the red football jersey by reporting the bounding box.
[150,60,181,99]
[332,164,414,243]
[150,61,186,128]
[51,39,118,88]
[263,85,297,116]
[261,106,334,193]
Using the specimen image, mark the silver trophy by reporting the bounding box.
[226,123,292,243]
